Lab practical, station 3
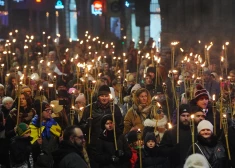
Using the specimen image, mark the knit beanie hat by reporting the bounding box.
[75,93,86,104]
[131,84,142,93]
[127,130,138,144]
[100,114,113,130]
[34,99,50,115]
[179,104,191,115]
[16,122,31,136]
[197,120,213,133]
[193,84,209,102]
[184,153,209,168]
[98,85,111,96]
[191,106,206,116]
[144,132,156,144]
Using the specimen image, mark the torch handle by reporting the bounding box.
[225,134,231,160]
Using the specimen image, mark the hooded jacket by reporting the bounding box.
[94,129,132,168]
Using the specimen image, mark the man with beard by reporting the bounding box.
[160,104,192,168]
[80,85,122,168]
[53,126,88,168]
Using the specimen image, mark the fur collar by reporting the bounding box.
[143,115,168,127]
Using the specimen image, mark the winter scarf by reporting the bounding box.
[132,104,152,122]
[96,100,110,110]
[30,115,61,144]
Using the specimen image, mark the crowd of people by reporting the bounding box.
[0,31,234,168]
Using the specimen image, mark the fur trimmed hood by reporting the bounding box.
[143,115,168,128]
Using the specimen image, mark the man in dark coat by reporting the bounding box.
[80,85,123,168]
[94,114,131,168]
[52,125,88,168]
[160,104,192,168]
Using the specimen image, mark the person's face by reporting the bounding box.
[146,140,156,148]
[72,128,85,147]
[173,73,179,80]
[138,92,148,104]
[105,120,114,131]
[202,74,210,81]
[20,94,27,107]
[199,129,212,139]
[148,72,155,79]
[76,101,85,108]
[42,107,52,120]
[194,112,205,125]
[229,73,235,82]
[4,101,13,110]
[196,96,209,109]
[104,65,109,71]
[22,130,31,138]
[145,77,152,85]
[98,95,110,105]
[48,53,55,61]
[180,113,190,125]
[12,79,16,86]
[184,75,191,81]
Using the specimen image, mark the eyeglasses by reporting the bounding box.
[44,109,52,113]
[74,135,85,140]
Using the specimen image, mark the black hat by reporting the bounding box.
[98,85,111,96]
[191,106,206,115]
[127,130,138,144]
[179,104,190,115]
[147,67,156,74]
[34,99,50,116]
[144,132,156,144]
[100,114,113,130]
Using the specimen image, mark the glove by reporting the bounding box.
[111,156,119,163]
[115,150,124,157]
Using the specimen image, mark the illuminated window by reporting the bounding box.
[69,0,77,40]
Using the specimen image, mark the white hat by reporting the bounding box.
[197,120,213,133]
[131,84,141,93]
[184,154,209,168]
[75,93,86,104]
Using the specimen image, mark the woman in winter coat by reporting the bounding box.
[187,120,227,168]
[95,114,132,168]
[5,92,35,139]
[123,88,153,135]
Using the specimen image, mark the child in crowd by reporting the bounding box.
[135,132,169,168]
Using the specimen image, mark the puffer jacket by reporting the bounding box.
[187,134,227,168]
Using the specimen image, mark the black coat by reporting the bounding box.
[80,101,123,168]
[187,134,227,168]
[135,147,169,168]
[160,123,192,168]
[223,126,235,168]
[9,136,32,166]
[94,130,132,168]
[52,141,88,168]
[80,101,123,147]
